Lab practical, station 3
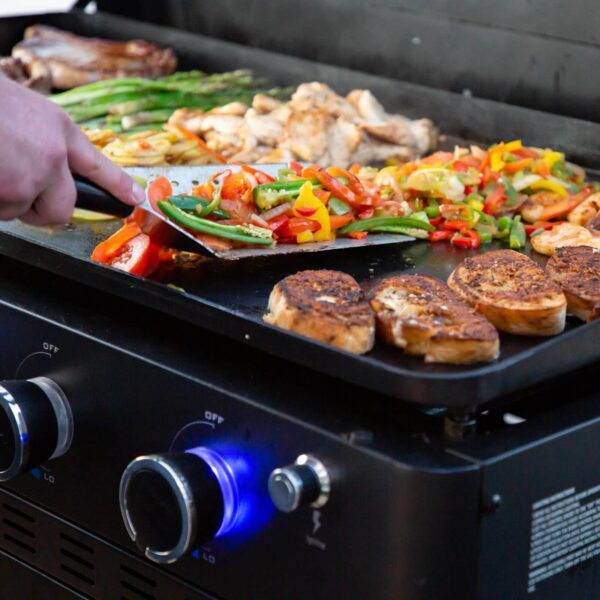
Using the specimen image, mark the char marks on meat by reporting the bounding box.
[12,25,177,90]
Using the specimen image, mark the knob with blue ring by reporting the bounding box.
[119,447,239,564]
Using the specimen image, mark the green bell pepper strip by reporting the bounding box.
[338,216,434,234]
[167,195,231,220]
[497,216,513,231]
[253,176,350,211]
[157,201,274,245]
[253,178,320,211]
[370,226,429,239]
[328,197,351,215]
[196,185,223,217]
[509,215,526,249]
[424,199,440,218]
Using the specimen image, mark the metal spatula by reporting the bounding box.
[75,164,414,260]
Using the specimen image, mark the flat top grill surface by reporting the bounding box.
[0,215,598,412]
[0,11,599,411]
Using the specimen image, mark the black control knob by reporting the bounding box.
[268,454,330,513]
[119,447,238,564]
[0,378,73,482]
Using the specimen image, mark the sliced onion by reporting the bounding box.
[250,214,269,228]
[513,174,541,191]
[261,202,292,221]
[566,161,586,182]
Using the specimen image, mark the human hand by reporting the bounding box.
[0,75,145,224]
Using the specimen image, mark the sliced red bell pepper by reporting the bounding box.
[241,164,275,184]
[266,215,289,232]
[483,184,506,215]
[443,220,471,231]
[451,229,481,249]
[277,217,321,238]
[512,147,541,159]
[312,168,362,208]
[288,161,303,176]
[296,207,317,217]
[458,155,482,169]
[429,230,452,242]
[524,221,559,235]
[358,207,375,220]
[109,234,160,277]
[452,161,469,173]
[428,216,443,227]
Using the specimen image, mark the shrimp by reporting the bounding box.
[568,192,600,226]
[520,186,593,223]
[520,192,581,223]
[530,222,600,256]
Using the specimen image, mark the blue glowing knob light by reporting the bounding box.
[119,446,239,564]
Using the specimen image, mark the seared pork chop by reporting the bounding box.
[13,25,176,89]
[264,270,375,354]
[448,250,566,336]
[368,275,499,364]
[546,246,600,322]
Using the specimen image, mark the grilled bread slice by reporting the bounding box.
[264,270,375,354]
[546,246,600,322]
[368,275,499,364]
[448,250,566,336]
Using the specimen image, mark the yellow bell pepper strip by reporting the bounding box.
[543,150,564,170]
[490,140,522,172]
[528,179,568,197]
[292,182,332,242]
[296,230,315,244]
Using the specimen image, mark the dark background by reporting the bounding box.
[97,0,600,123]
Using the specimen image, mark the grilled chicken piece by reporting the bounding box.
[252,94,282,114]
[530,222,600,256]
[347,89,437,155]
[568,193,600,226]
[264,270,375,355]
[546,246,600,322]
[448,250,566,336]
[13,25,176,89]
[245,109,285,146]
[285,109,330,161]
[368,275,499,364]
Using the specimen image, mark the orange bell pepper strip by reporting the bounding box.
[502,158,533,174]
[91,222,142,263]
[174,125,228,164]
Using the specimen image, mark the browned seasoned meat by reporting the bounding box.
[368,274,499,364]
[546,246,600,322]
[0,56,51,93]
[12,25,176,89]
[448,250,566,336]
[263,270,375,354]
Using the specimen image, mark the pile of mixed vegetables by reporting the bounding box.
[91,139,600,276]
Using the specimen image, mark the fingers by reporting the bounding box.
[66,125,145,206]
[19,165,76,226]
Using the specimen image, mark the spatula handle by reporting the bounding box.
[74,176,133,218]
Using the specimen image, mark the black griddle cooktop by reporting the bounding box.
[0,213,598,412]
